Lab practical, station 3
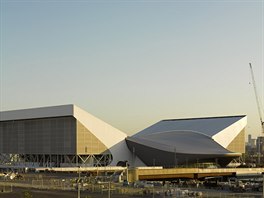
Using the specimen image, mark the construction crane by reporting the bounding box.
[249,63,264,133]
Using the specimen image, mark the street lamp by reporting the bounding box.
[108,176,111,198]
[77,166,81,198]
[262,172,264,198]
[126,161,129,183]
[257,139,262,166]
[174,147,177,168]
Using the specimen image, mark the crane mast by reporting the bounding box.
[249,63,264,133]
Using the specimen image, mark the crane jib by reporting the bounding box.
[249,63,264,133]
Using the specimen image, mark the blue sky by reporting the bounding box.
[0,0,263,137]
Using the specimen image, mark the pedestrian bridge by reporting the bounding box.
[29,166,264,182]
[128,167,264,182]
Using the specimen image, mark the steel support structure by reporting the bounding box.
[0,153,113,168]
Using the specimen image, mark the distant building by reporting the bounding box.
[247,134,256,148]
[256,136,264,155]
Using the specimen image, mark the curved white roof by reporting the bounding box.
[131,130,235,155]
[126,128,242,167]
[132,115,247,151]
[127,131,238,155]
[134,115,246,138]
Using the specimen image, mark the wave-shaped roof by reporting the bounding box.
[127,130,237,155]
[126,115,245,167]
[134,115,246,137]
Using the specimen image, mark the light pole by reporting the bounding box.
[132,147,135,168]
[260,140,263,165]
[174,147,177,168]
[108,177,111,198]
[77,166,81,198]
[152,184,155,198]
[258,139,260,165]
[126,161,129,183]
[257,138,262,166]
[262,172,264,198]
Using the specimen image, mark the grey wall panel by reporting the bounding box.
[0,116,76,155]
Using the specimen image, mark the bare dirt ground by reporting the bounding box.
[0,187,144,198]
[0,186,263,198]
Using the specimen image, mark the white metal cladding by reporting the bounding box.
[72,105,145,166]
[212,116,247,148]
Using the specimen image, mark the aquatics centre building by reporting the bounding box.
[0,104,246,168]
[126,115,246,167]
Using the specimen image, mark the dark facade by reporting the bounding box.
[0,116,112,167]
[0,116,76,155]
[126,131,240,168]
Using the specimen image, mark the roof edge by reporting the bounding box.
[0,104,74,121]
[162,115,247,122]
